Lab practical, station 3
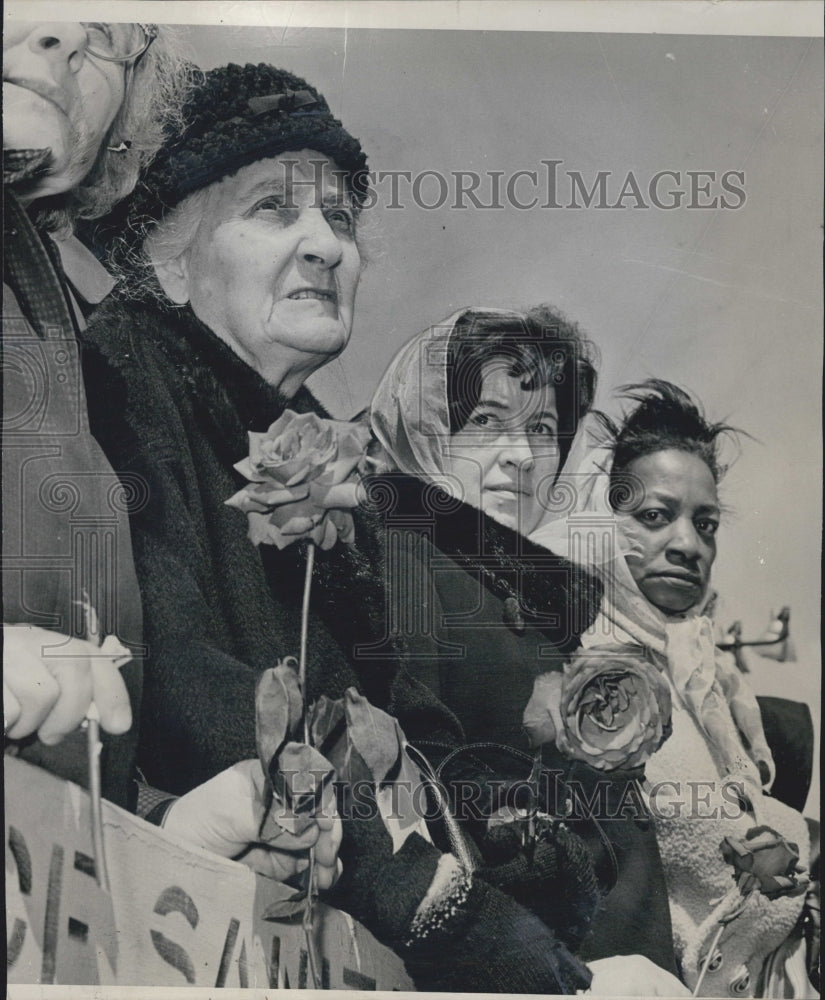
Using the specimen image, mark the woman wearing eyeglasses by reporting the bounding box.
[2,20,190,806]
[3,22,186,230]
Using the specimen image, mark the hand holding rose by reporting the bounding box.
[162,760,342,889]
[3,623,132,744]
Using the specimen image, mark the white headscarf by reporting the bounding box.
[530,421,775,802]
[370,306,526,488]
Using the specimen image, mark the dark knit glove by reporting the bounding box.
[327,782,593,994]
[477,819,602,950]
[327,781,443,940]
[403,874,593,994]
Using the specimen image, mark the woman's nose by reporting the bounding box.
[25,22,89,74]
[666,518,701,559]
[497,430,534,470]
[298,211,344,270]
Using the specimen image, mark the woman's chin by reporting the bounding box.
[644,588,701,616]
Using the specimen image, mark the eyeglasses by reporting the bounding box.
[82,22,158,65]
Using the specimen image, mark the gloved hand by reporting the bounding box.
[3,624,131,744]
[588,954,690,996]
[476,818,602,950]
[328,778,443,942]
[328,781,593,994]
[162,760,342,887]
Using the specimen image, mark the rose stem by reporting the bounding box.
[80,592,110,893]
[692,921,725,997]
[87,705,110,892]
[523,749,541,863]
[298,541,319,988]
[302,849,322,988]
[299,540,315,744]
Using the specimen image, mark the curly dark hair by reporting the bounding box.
[446,304,599,467]
[600,380,740,492]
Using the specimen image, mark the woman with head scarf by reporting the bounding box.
[368,309,692,993]
[369,304,599,746]
[528,381,814,996]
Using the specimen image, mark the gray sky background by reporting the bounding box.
[187,25,822,691]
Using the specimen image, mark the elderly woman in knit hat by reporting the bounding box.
[83,64,602,994]
[82,60,371,880]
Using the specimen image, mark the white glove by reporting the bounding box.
[3,624,132,744]
[162,759,342,888]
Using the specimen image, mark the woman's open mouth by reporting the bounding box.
[288,288,337,304]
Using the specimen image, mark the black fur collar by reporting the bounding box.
[96,292,326,440]
[362,472,601,653]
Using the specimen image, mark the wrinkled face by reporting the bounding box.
[3,22,128,199]
[448,360,560,535]
[621,449,720,614]
[159,152,362,394]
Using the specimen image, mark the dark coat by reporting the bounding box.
[81,295,461,796]
[81,293,603,994]
[367,472,678,974]
[757,696,815,814]
[2,191,142,809]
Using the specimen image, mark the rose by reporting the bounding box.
[226,410,371,549]
[721,825,810,900]
[523,644,672,770]
[690,828,811,998]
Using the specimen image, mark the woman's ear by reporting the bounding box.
[151,250,191,306]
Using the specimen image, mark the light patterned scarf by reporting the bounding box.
[530,420,774,802]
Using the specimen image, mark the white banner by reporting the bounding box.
[4,756,413,990]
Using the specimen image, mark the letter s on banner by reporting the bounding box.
[150,886,199,984]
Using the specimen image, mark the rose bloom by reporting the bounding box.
[721,825,810,900]
[524,644,672,771]
[226,410,370,549]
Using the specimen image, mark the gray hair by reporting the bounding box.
[144,186,215,274]
[108,184,215,302]
[38,25,195,233]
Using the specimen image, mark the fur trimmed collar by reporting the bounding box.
[362,472,601,653]
[90,292,327,438]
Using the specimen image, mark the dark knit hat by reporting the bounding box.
[128,62,369,224]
